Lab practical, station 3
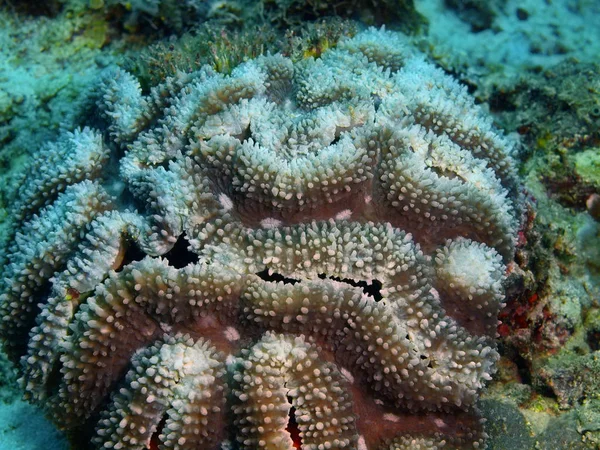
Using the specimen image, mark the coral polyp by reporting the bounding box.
[0,28,520,449]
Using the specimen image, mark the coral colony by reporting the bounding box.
[0,29,520,449]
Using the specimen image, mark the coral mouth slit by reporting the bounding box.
[318,273,384,302]
[256,268,301,285]
[149,416,167,450]
[286,404,303,450]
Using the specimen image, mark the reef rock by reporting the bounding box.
[0,29,520,449]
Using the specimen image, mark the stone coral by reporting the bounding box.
[0,28,520,449]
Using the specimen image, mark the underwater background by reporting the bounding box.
[0,0,598,449]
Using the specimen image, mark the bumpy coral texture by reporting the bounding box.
[0,29,519,449]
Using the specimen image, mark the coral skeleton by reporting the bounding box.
[0,28,519,449]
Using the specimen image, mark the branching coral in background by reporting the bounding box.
[0,28,520,449]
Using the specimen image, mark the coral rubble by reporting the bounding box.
[0,29,520,449]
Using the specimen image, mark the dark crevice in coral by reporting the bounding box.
[465,80,478,96]
[118,186,150,217]
[44,358,64,400]
[115,240,147,272]
[66,419,99,450]
[285,402,302,450]
[428,164,460,180]
[372,94,383,112]
[158,159,172,170]
[330,134,342,146]
[318,274,383,301]
[419,353,434,369]
[256,269,300,285]
[5,282,54,362]
[150,415,168,450]
[163,234,199,268]
[236,124,252,143]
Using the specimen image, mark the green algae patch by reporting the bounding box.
[577,400,600,447]
[81,16,110,49]
[574,149,600,188]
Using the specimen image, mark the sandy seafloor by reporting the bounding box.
[0,0,599,448]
